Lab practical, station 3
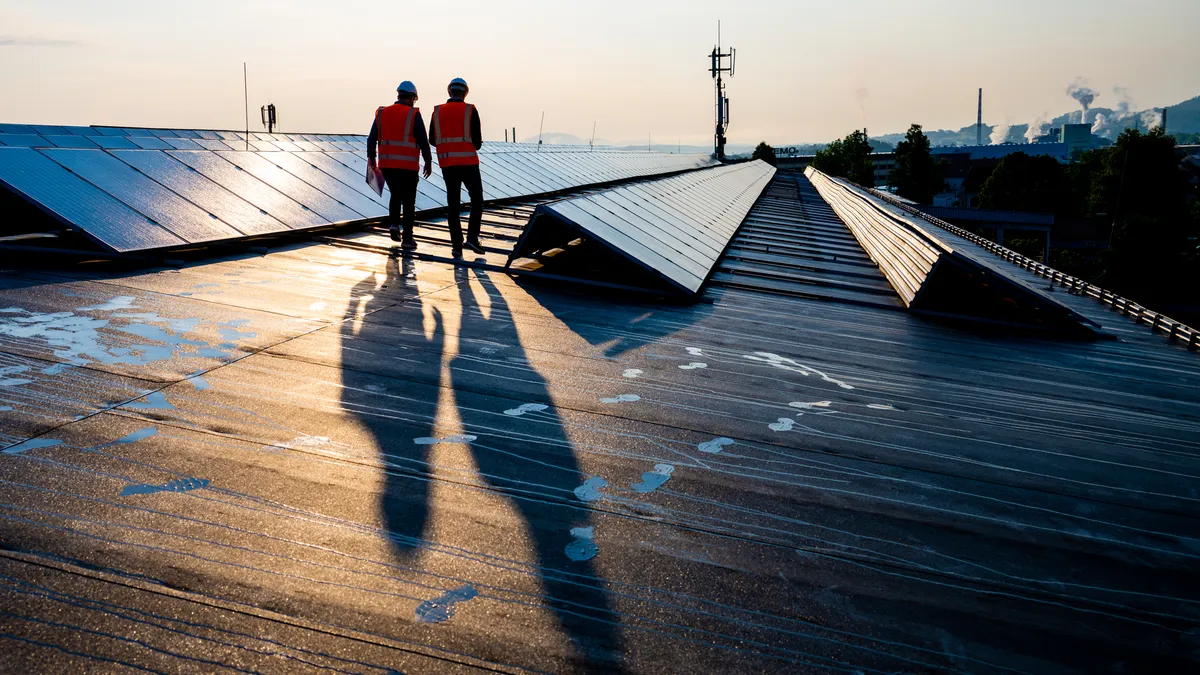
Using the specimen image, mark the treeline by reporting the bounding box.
[978,128,1199,315]
[811,125,946,203]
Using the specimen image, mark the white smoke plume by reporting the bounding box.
[990,123,1011,145]
[1111,86,1134,116]
[853,86,869,127]
[1140,109,1162,130]
[1066,77,1099,122]
[1089,85,1137,138]
[1025,114,1048,143]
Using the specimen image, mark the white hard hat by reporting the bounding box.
[448,77,469,94]
[396,81,418,98]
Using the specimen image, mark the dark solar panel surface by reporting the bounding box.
[166,150,326,229]
[111,150,287,236]
[0,147,184,251]
[215,151,365,223]
[41,148,244,243]
[512,161,775,294]
[1,124,716,254]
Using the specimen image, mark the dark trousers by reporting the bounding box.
[442,165,483,247]
[382,168,418,240]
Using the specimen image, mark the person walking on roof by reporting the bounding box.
[368,81,432,250]
[429,77,484,257]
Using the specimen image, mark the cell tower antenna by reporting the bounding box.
[243,63,249,151]
[709,20,735,160]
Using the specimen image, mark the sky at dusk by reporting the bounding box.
[2,0,1198,146]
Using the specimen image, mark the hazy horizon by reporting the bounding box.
[2,0,1198,147]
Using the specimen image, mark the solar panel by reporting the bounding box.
[110,149,287,236]
[509,160,775,295]
[511,154,567,191]
[128,136,173,150]
[326,151,444,211]
[0,147,184,252]
[0,121,719,255]
[0,123,37,135]
[60,126,103,137]
[261,151,385,218]
[42,135,101,149]
[0,134,46,147]
[214,151,364,223]
[166,150,325,229]
[30,125,70,136]
[300,152,390,207]
[194,139,236,151]
[501,154,560,193]
[90,136,141,150]
[163,138,204,150]
[486,154,543,194]
[40,148,244,244]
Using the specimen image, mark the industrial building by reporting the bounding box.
[0,121,1198,674]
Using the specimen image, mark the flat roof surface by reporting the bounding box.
[1,195,1199,673]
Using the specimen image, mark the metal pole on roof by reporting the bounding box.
[538,112,544,151]
[243,63,249,151]
[590,121,596,151]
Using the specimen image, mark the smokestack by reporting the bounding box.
[977,88,983,146]
[1162,107,1168,133]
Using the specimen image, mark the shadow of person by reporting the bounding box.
[450,266,624,671]
[346,255,622,672]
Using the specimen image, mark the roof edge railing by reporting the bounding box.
[869,187,1200,352]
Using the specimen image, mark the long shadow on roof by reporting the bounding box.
[341,255,632,671]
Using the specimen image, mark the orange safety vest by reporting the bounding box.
[433,102,479,167]
[376,104,421,171]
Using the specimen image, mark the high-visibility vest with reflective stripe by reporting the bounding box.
[376,104,421,171]
[433,102,479,167]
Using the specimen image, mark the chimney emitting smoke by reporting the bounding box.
[977,88,983,146]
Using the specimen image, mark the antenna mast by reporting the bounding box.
[243,63,249,151]
[709,21,735,160]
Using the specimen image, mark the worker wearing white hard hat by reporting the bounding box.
[429,77,485,256]
[368,80,433,249]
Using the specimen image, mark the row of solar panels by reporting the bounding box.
[0,141,715,253]
[511,160,776,294]
[0,123,661,156]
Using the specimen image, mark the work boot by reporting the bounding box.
[388,226,401,242]
[464,238,485,255]
[401,238,418,251]
[450,246,463,259]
